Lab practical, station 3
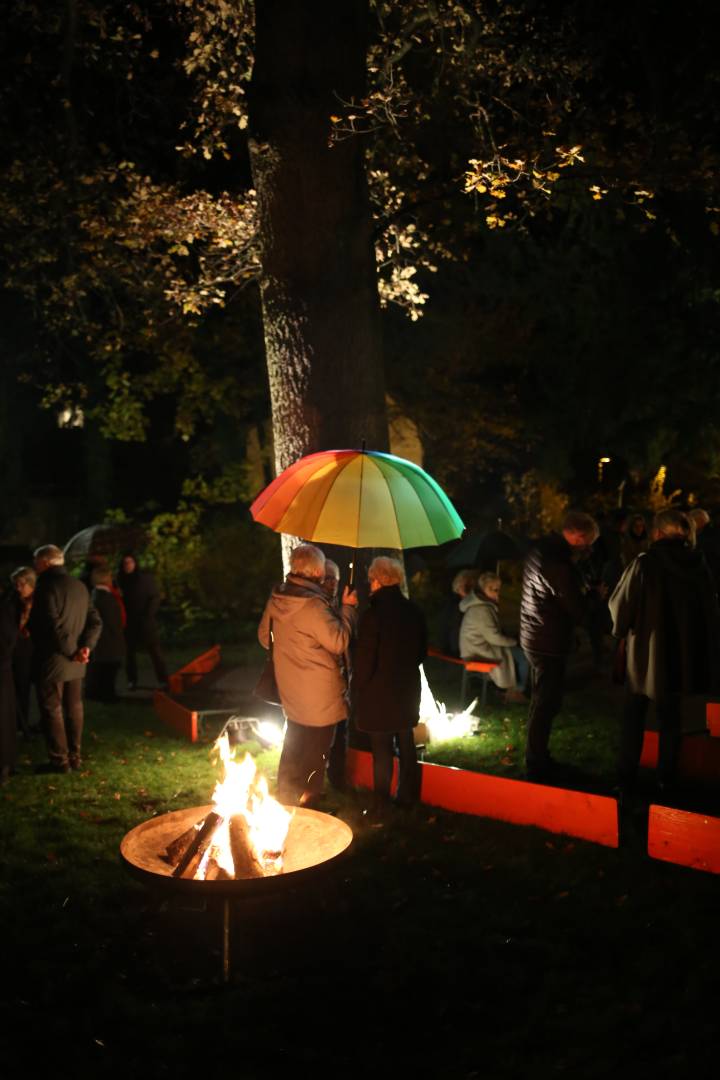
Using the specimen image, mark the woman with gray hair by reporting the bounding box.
[259,543,357,806]
[352,556,427,814]
[459,572,529,703]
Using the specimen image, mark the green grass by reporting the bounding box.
[1,647,719,1078]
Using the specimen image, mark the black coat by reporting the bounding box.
[609,538,720,699]
[117,567,161,643]
[520,532,586,656]
[0,592,18,769]
[27,566,103,682]
[352,585,427,733]
[90,587,126,663]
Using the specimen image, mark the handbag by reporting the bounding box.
[253,618,282,706]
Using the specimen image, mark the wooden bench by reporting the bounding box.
[426,646,499,708]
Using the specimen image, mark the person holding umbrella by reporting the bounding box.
[258,543,357,807]
[352,557,427,816]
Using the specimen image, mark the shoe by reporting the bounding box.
[35,762,71,775]
[69,758,83,772]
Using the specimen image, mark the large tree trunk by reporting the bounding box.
[248,0,387,482]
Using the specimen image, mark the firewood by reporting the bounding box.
[162,818,207,866]
[172,811,224,879]
[229,814,265,879]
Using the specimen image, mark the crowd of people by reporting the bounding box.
[3,503,718,811]
[259,505,719,814]
[0,545,167,783]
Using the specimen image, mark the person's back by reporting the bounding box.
[520,532,584,656]
[30,567,93,672]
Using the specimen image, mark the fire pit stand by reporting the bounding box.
[121,804,353,983]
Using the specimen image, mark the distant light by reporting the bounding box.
[57,406,85,428]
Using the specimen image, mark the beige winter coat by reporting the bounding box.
[258,574,356,727]
[459,592,517,689]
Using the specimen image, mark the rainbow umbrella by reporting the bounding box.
[250,449,464,549]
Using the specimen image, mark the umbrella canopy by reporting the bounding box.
[63,523,147,565]
[250,449,464,549]
[445,529,523,569]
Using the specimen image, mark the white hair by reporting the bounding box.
[289,543,326,579]
[34,544,65,567]
[368,556,405,588]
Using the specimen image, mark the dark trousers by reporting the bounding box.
[125,632,168,686]
[36,678,84,767]
[525,651,567,770]
[276,719,337,804]
[618,692,682,788]
[327,718,348,790]
[86,662,121,703]
[368,728,420,806]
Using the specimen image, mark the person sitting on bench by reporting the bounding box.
[459,572,529,704]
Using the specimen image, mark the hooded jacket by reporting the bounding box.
[459,591,517,689]
[609,538,720,699]
[258,573,356,727]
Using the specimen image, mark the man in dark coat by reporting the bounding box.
[0,589,19,784]
[353,557,427,812]
[28,545,102,773]
[117,553,168,690]
[520,511,599,779]
[609,509,720,794]
[86,567,126,702]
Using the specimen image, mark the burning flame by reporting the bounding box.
[419,665,478,742]
[198,735,292,879]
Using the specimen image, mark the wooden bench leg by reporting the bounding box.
[461,668,468,708]
[481,674,488,709]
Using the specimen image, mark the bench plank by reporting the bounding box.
[648,805,720,874]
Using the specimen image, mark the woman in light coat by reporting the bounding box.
[459,572,529,701]
[258,543,357,806]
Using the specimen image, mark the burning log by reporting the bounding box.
[229,814,265,879]
[162,818,207,867]
[172,811,224,879]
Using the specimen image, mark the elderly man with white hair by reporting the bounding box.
[28,544,102,773]
[259,543,357,806]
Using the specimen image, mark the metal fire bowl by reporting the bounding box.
[120,804,353,897]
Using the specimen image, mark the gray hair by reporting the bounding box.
[562,511,599,544]
[324,559,340,580]
[34,544,64,566]
[654,509,695,546]
[477,572,501,594]
[451,569,478,597]
[11,566,37,588]
[689,508,710,531]
[368,556,405,589]
[289,543,326,579]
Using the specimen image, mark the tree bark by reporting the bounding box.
[248,0,388,482]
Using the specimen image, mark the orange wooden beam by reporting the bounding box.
[346,749,618,847]
[640,730,720,781]
[167,645,222,696]
[153,690,198,742]
[648,805,720,874]
[707,701,720,737]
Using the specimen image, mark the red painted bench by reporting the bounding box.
[346,748,618,847]
[640,730,720,782]
[648,804,720,874]
[426,646,499,707]
[167,645,221,696]
[706,701,720,737]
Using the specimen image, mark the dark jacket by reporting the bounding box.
[520,533,585,656]
[90,587,126,664]
[352,585,427,733]
[609,538,720,700]
[117,567,161,642]
[28,566,102,682]
[0,592,19,769]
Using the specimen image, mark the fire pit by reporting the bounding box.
[120,803,353,897]
[120,736,353,981]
